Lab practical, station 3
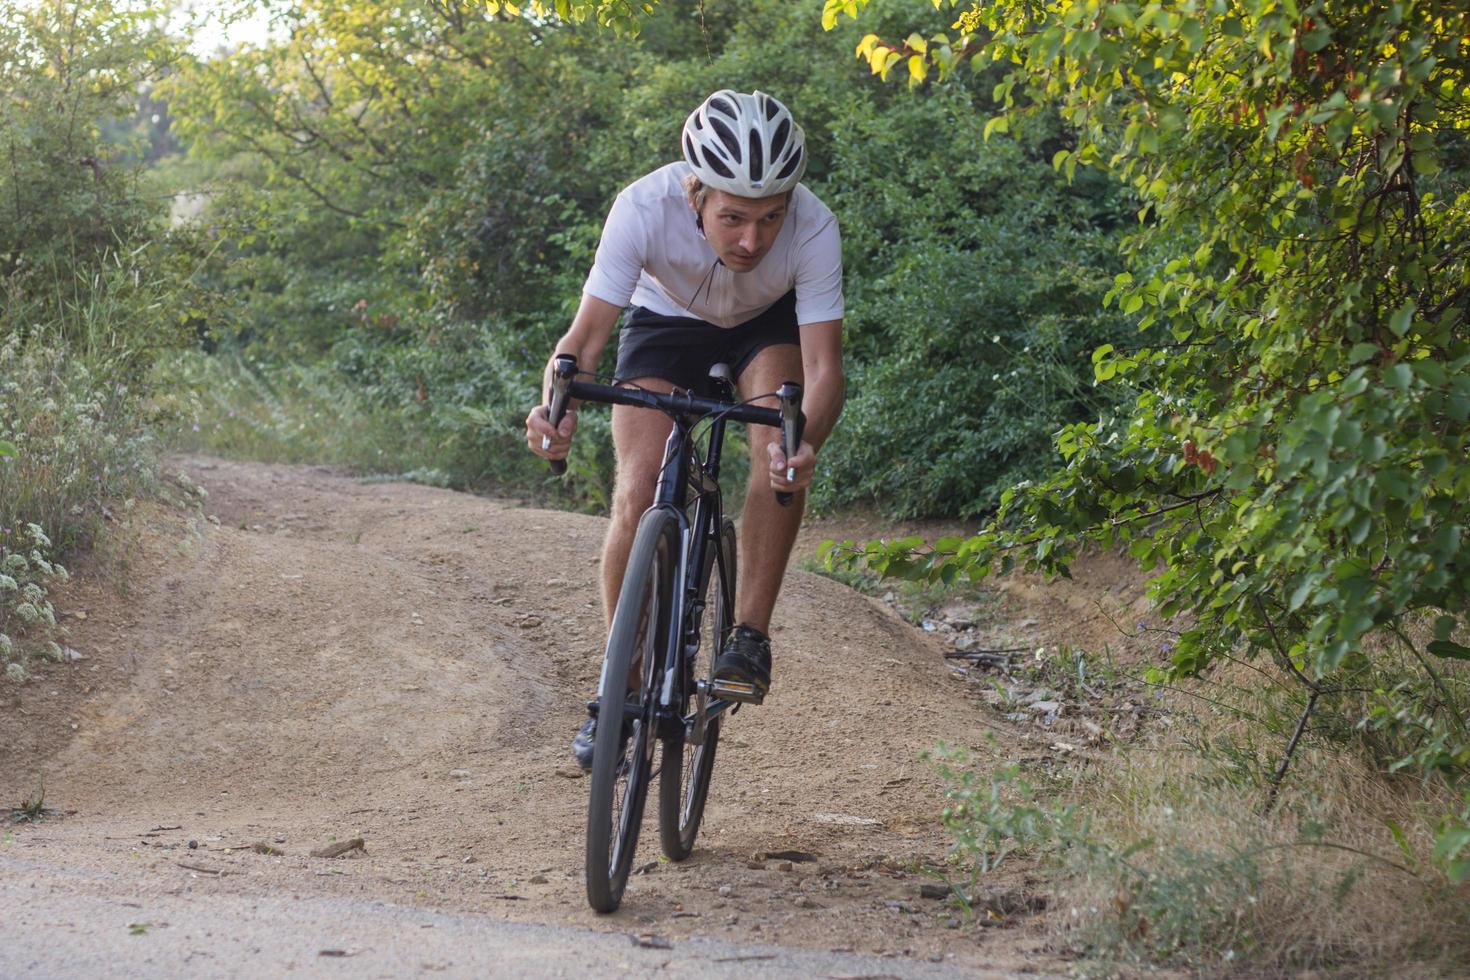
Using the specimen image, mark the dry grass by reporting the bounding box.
[1049,660,1470,977]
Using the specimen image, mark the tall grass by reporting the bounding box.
[163,345,617,510]
[164,349,436,473]
[0,230,216,678]
[932,654,1470,976]
[1054,738,1470,976]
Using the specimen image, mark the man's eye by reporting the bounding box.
[763,213,783,223]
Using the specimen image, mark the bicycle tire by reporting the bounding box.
[585,508,678,913]
[658,517,735,861]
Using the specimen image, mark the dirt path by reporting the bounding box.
[1,457,1060,975]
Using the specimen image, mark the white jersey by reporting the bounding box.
[582,162,844,328]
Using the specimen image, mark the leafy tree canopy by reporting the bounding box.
[816,0,1469,877]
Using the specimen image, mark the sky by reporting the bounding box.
[181,1,279,57]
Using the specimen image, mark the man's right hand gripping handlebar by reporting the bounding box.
[528,353,579,475]
[774,381,803,508]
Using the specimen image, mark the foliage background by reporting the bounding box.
[6,0,1467,972]
[158,0,1128,517]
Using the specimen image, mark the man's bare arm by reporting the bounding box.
[795,318,844,451]
[763,318,844,492]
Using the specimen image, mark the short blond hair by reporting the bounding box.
[683,172,711,212]
[683,172,792,214]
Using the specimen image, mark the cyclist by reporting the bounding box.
[525,90,845,770]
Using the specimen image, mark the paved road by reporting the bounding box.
[0,855,1033,979]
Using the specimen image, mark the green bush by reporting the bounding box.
[831,0,1470,881]
[0,339,161,556]
[164,0,1127,520]
[0,522,67,681]
[0,340,163,678]
[0,1,205,679]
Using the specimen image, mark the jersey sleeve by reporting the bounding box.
[793,216,844,325]
[582,191,647,308]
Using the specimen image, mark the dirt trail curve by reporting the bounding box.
[1,456,1058,977]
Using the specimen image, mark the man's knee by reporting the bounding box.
[745,423,782,478]
[611,458,660,524]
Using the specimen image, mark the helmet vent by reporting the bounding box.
[748,130,764,184]
[775,146,803,181]
[763,96,780,121]
[709,118,740,157]
[771,118,790,159]
[701,146,735,179]
[709,96,735,117]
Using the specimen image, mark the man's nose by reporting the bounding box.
[739,224,758,251]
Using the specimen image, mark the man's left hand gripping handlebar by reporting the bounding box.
[529,354,578,475]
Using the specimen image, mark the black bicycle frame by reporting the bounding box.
[550,355,798,739]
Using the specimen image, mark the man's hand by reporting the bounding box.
[526,405,578,461]
[767,439,816,493]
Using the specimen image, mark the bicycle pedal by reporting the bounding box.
[707,678,765,705]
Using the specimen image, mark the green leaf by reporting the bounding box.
[907,54,928,87]
[0,440,15,459]
[1436,823,1470,881]
[1427,640,1470,661]
[1389,301,1416,337]
[1302,23,1333,52]
[1347,343,1379,364]
[1288,577,1316,612]
[1386,819,1417,868]
[1257,247,1281,276]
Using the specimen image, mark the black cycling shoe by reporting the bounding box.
[572,716,597,772]
[573,702,636,772]
[713,624,773,700]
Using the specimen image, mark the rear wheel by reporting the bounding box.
[586,509,677,913]
[658,517,735,861]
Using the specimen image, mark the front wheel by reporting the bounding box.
[658,517,735,861]
[586,508,678,913]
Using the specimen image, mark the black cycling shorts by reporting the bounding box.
[614,289,799,397]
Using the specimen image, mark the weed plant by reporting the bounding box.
[932,668,1470,976]
[1053,740,1470,976]
[0,338,167,677]
[0,338,161,550]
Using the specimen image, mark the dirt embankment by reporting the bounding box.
[0,456,1136,973]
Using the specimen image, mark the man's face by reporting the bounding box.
[697,190,789,272]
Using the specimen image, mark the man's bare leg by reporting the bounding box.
[602,377,676,627]
[734,344,805,633]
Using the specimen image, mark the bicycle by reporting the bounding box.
[542,353,803,913]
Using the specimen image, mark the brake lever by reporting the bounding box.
[544,354,578,476]
[775,381,804,507]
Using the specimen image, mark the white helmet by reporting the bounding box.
[681,90,807,198]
